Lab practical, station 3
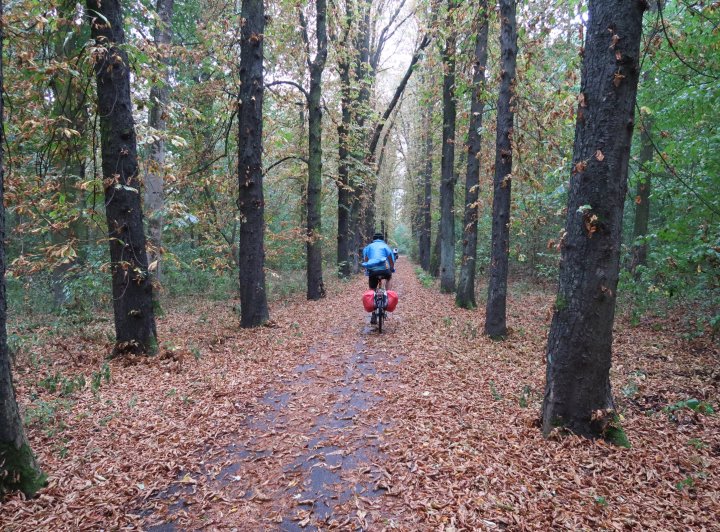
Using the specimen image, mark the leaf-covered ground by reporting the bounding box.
[1,264,718,530]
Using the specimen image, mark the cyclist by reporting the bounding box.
[362,232,395,324]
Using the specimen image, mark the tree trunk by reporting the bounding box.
[87,0,158,355]
[484,0,518,338]
[305,0,328,300]
[0,0,46,494]
[354,0,374,249]
[419,98,433,272]
[350,194,363,274]
[145,0,174,284]
[456,1,489,309]
[542,0,646,441]
[336,56,352,278]
[439,0,458,293]
[629,113,653,276]
[412,181,421,257]
[237,0,270,327]
[430,228,441,278]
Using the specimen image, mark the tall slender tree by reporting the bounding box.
[335,1,355,278]
[418,96,433,272]
[349,0,373,266]
[439,0,459,293]
[145,0,175,284]
[542,0,646,440]
[87,0,158,355]
[237,0,270,327]
[630,111,654,276]
[456,0,489,308]
[484,0,518,337]
[0,0,46,495]
[302,0,328,300]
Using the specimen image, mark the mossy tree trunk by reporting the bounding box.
[87,0,158,355]
[418,97,433,273]
[0,0,46,494]
[303,0,328,300]
[336,34,353,279]
[49,0,90,309]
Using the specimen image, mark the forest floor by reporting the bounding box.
[1,263,719,530]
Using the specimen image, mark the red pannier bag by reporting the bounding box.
[362,290,376,312]
[386,290,399,312]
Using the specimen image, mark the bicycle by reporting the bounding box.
[372,278,388,333]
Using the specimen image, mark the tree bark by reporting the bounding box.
[237,0,270,327]
[484,0,518,337]
[456,0,489,309]
[305,0,328,300]
[439,0,459,293]
[542,0,646,440]
[419,97,433,272]
[145,0,174,284]
[0,0,46,494]
[87,0,158,355]
[354,0,376,248]
[629,113,653,276]
[336,30,353,278]
[430,228,441,278]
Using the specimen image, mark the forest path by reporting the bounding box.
[3,260,717,530]
[142,264,415,530]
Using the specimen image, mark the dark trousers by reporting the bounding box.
[369,269,392,289]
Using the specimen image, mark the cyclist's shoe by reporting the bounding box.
[370,312,377,325]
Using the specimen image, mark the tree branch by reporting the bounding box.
[264,155,309,175]
[371,0,410,70]
[635,103,720,216]
[265,80,309,101]
[298,6,312,70]
[658,2,719,81]
[368,33,432,157]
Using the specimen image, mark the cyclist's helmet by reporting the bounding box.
[373,232,384,240]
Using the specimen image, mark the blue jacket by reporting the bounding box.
[362,240,395,272]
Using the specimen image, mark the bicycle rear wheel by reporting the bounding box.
[378,306,384,333]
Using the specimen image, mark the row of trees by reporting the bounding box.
[0,0,434,496]
[402,0,716,438]
[1,0,717,496]
[405,0,646,438]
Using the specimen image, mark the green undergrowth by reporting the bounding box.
[663,398,715,417]
[604,419,632,448]
[618,269,719,340]
[415,267,435,288]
